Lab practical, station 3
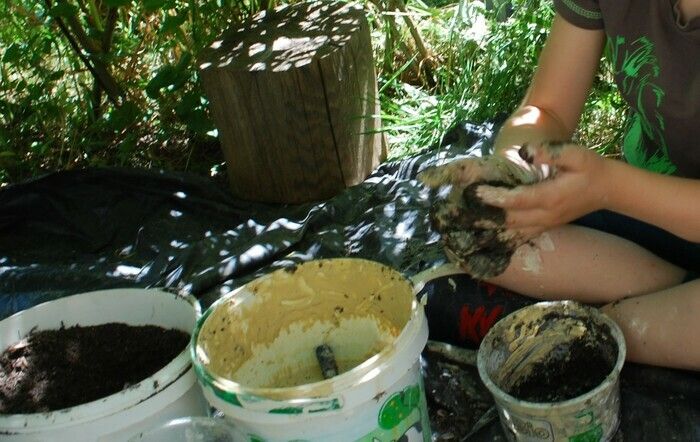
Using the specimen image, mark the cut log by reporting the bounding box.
[199,1,387,204]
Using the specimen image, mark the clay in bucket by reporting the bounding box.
[196,260,410,388]
[477,301,626,442]
[192,258,431,441]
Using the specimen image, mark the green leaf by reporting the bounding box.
[160,13,187,35]
[117,134,137,156]
[145,64,190,98]
[2,43,22,65]
[173,91,214,135]
[143,0,171,12]
[108,101,140,131]
[46,70,66,82]
[48,1,79,19]
[174,92,200,118]
[104,0,131,7]
[184,109,214,135]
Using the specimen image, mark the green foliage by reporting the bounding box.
[0,0,624,185]
[0,0,273,184]
[377,0,625,159]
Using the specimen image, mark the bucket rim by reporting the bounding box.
[190,258,427,404]
[476,300,627,409]
[0,288,201,430]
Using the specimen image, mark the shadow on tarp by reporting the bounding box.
[0,122,697,440]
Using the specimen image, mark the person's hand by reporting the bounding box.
[418,147,549,188]
[476,142,610,237]
[419,145,554,279]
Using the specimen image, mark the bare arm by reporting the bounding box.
[479,144,700,243]
[604,159,700,242]
[493,14,605,153]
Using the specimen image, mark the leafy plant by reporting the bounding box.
[1,0,625,185]
[377,0,625,159]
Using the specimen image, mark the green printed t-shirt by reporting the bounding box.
[553,0,700,178]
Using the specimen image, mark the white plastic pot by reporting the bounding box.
[477,301,626,442]
[192,258,432,441]
[0,288,208,441]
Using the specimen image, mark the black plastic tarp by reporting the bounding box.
[0,124,495,316]
[1,122,698,440]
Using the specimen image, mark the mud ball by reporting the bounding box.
[429,181,516,279]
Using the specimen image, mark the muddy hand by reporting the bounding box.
[431,182,526,279]
[444,229,523,279]
[418,150,548,188]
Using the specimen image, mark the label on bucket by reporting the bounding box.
[500,407,608,442]
[239,382,431,442]
[356,382,431,442]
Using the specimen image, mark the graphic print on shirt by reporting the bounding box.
[607,35,677,175]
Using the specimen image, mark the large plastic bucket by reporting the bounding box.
[0,288,208,441]
[477,301,626,442]
[192,258,431,441]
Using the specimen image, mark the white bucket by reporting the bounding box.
[192,258,431,441]
[0,288,209,441]
[477,301,626,442]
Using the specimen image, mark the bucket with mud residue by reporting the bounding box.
[477,301,626,442]
[191,258,431,441]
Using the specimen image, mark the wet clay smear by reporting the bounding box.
[506,336,616,403]
[0,323,189,414]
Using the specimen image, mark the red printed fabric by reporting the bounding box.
[419,273,534,349]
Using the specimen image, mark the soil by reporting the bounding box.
[0,323,189,414]
[423,347,494,440]
[506,335,616,403]
[430,180,516,279]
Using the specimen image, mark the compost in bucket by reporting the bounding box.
[492,311,618,403]
[0,323,189,414]
[478,302,625,442]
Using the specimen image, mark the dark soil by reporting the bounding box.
[423,347,494,440]
[506,336,616,403]
[430,180,516,279]
[0,323,189,414]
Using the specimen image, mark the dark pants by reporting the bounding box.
[423,210,700,348]
[573,210,700,274]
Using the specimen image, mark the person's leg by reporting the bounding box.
[601,279,700,370]
[487,224,686,303]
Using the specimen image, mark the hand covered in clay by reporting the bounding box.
[477,142,608,237]
[418,147,549,188]
[419,146,553,279]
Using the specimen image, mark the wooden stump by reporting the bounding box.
[199,1,387,204]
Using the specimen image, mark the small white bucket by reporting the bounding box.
[192,258,431,441]
[477,301,626,442]
[0,288,208,441]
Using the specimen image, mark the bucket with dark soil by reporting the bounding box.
[0,289,206,442]
[0,323,189,414]
[476,301,626,442]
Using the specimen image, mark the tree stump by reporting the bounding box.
[199,1,387,204]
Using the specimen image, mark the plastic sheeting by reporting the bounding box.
[1,122,698,440]
[0,122,494,318]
